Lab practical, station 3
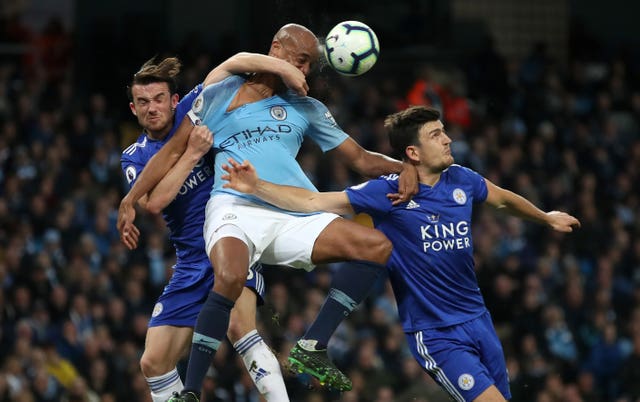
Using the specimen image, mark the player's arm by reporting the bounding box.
[142,124,213,213]
[117,118,202,248]
[203,52,308,95]
[221,158,354,215]
[332,137,418,203]
[123,117,194,205]
[484,178,581,232]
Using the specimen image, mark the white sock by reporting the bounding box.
[146,368,183,402]
[234,330,289,402]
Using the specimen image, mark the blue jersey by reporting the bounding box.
[191,75,348,209]
[346,164,489,332]
[121,84,213,267]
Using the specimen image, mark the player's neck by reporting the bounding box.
[248,74,279,97]
[245,82,273,99]
[418,169,442,187]
[145,126,170,141]
[247,73,287,94]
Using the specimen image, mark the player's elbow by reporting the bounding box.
[144,198,166,214]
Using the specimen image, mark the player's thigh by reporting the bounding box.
[261,212,339,270]
[406,328,500,402]
[476,313,510,398]
[227,287,258,344]
[472,385,507,402]
[150,263,213,328]
[204,196,252,270]
[204,195,278,269]
[311,217,391,264]
[142,325,193,373]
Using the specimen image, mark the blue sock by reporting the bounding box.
[303,260,384,349]
[183,291,234,394]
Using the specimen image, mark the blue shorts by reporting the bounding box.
[148,262,265,328]
[406,311,510,401]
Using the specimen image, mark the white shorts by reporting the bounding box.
[203,194,340,271]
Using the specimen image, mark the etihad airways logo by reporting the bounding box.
[219,125,292,150]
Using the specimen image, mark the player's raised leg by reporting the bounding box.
[289,217,391,391]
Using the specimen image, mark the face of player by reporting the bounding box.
[413,120,454,171]
[273,32,320,76]
[129,82,179,139]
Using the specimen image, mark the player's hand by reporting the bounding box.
[280,63,309,96]
[186,125,213,158]
[387,161,419,205]
[117,196,141,250]
[545,211,581,232]
[221,158,259,194]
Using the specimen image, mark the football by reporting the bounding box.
[324,20,380,76]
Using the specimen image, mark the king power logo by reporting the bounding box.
[420,220,471,252]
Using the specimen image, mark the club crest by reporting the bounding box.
[453,188,467,205]
[270,106,287,121]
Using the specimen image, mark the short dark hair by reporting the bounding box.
[384,106,441,160]
[126,56,182,101]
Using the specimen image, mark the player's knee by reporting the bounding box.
[213,268,246,297]
[140,351,170,377]
[227,319,254,344]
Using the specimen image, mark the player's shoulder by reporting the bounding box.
[349,175,398,192]
[442,164,482,185]
[444,164,481,180]
[196,75,244,113]
[379,173,401,183]
[202,74,244,94]
[179,83,204,106]
[282,93,335,122]
[282,92,325,108]
[121,134,151,162]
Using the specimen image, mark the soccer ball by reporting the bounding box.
[324,21,380,76]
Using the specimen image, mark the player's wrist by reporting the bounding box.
[185,148,206,163]
[121,193,135,207]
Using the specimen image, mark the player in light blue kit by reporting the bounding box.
[117,24,418,400]
[220,106,582,402]
[121,57,290,402]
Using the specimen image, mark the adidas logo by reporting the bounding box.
[406,200,420,209]
[251,366,270,383]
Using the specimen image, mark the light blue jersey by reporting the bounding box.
[191,75,348,209]
[345,164,489,332]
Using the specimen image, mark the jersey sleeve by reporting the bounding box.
[176,83,203,119]
[120,146,148,189]
[192,76,243,125]
[345,178,395,218]
[456,165,488,203]
[295,96,348,152]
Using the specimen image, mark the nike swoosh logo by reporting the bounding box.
[192,333,221,350]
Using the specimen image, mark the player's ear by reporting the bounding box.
[270,40,283,56]
[171,93,179,110]
[405,145,419,163]
[129,102,137,116]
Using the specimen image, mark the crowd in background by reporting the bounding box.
[1,12,640,402]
